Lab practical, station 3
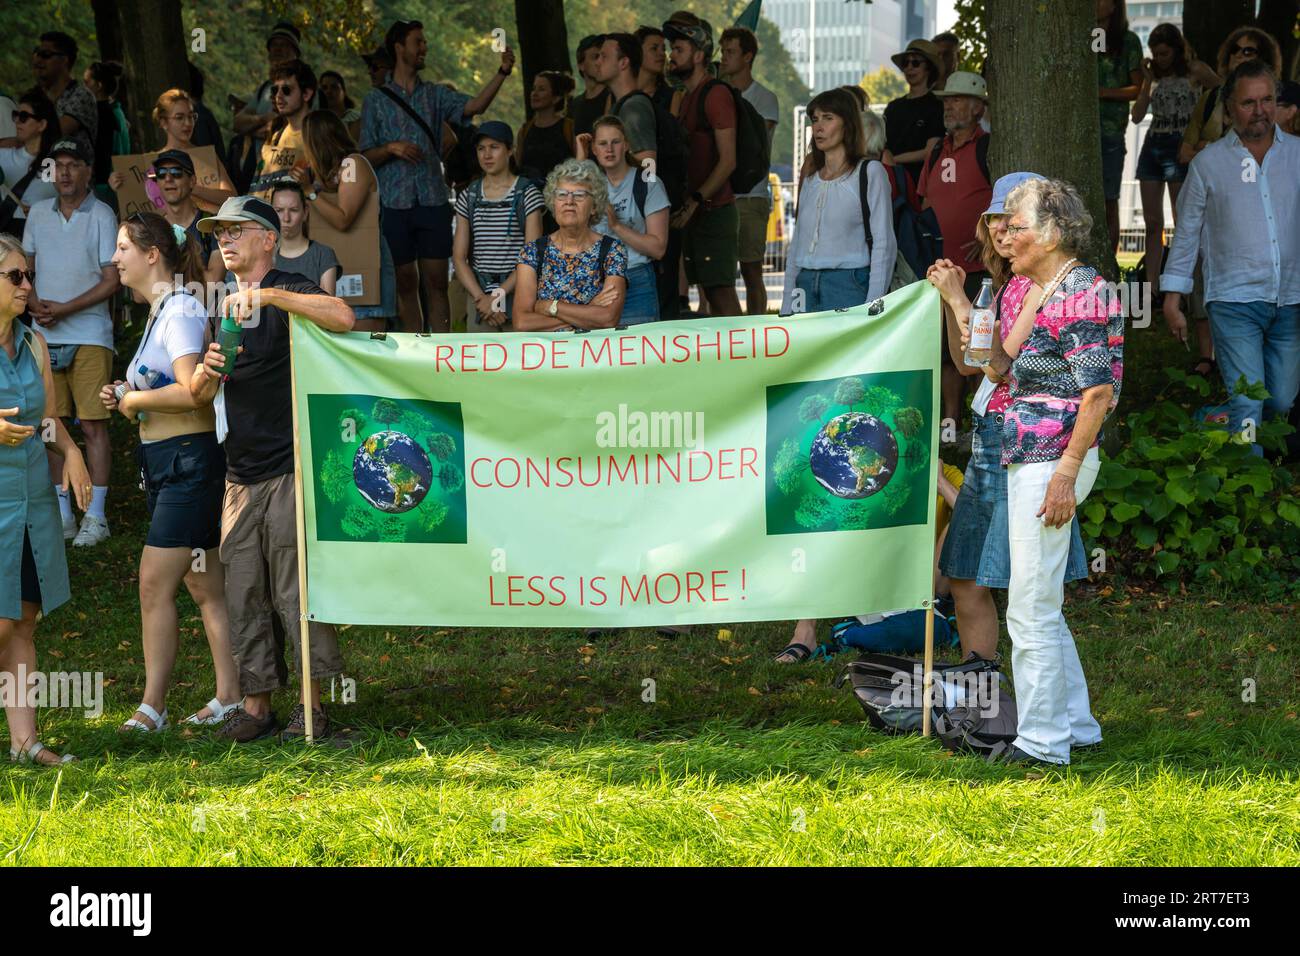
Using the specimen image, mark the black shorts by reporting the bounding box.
[381,203,453,265]
[21,531,41,606]
[138,432,225,550]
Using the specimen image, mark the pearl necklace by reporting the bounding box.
[1034,257,1078,312]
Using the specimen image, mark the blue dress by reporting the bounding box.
[0,322,71,619]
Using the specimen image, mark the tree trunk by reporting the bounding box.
[91,0,125,65]
[515,0,571,120]
[114,0,190,152]
[1181,0,1253,71]
[987,0,1114,277]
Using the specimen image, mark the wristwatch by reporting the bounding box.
[306,189,318,202]
[547,299,560,318]
[691,191,705,206]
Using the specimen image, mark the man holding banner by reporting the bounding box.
[189,196,354,743]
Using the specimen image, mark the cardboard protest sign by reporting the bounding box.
[110,146,223,216]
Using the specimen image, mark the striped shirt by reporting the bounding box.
[453,177,544,280]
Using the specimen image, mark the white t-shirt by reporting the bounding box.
[126,290,207,391]
[739,79,779,200]
[594,170,670,271]
[0,146,57,219]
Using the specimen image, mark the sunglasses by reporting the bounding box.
[33,48,66,60]
[1233,45,1260,56]
[901,56,927,68]
[148,167,190,180]
[12,110,38,123]
[270,84,298,97]
[0,268,35,285]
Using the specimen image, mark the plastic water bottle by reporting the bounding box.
[217,315,242,375]
[964,277,995,367]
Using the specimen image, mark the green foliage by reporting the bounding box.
[427,432,456,462]
[894,406,924,441]
[794,492,831,529]
[1086,369,1300,595]
[438,462,464,494]
[419,498,449,532]
[378,515,407,543]
[952,0,989,72]
[773,437,803,495]
[340,502,376,539]
[880,474,909,515]
[798,394,829,424]
[372,399,401,426]
[320,448,352,504]
[834,377,865,410]
[858,67,906,106]
[339,408,367,442]
[861,385,900,418]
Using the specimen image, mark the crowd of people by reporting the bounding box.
[0,2,1296,767]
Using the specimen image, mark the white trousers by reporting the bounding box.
[1005,447,1103,764]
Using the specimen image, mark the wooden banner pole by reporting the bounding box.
[288,316,315,744]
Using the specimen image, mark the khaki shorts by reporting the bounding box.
[683,203,739,289]
[734,196,770,265]
[51,345,113,420]
[220,472,343,696]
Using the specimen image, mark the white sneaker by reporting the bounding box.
[72,514,110,547]
[62,512,77,540]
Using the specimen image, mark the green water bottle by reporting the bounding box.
[216,315,242,375]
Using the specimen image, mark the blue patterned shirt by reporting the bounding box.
[359,77,469,209]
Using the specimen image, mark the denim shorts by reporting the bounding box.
[939,411,1089,587]
[794,266,870,313]
[1136,131,1188,184]
[622,263,660,325]
[1100,133,1127,201]
[138,432,225,550]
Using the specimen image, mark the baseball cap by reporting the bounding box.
[267,21,301,55]
[472,120,514,149]
[151,149,195,176]
[195,195,281,235]
[49,139,92,164]
[934,70,987,100]
[1277,80,1300,108]
[891,39,941,74]
[663,16,713,53]
[983,172,1045,218]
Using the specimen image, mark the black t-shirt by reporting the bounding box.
[209,269,327,485]
[884,92,945,185]
[569,88,615,137]
[519,119,572,184]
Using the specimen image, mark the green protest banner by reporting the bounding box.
[291,282,941,627]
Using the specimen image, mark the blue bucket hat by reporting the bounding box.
[984,171,1045,217]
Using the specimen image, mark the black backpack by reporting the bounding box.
[877,161,944,281]
[925,133,992,188]
[695,79,769,195]
[616,90,689,210]
[835,651,1018,756]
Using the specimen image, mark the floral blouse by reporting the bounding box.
[517,234,628,305]
[1001,265,1124,466]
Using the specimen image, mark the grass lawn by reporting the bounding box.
[2,316,1296,867]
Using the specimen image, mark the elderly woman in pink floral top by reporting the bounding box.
[977,178,1122,767]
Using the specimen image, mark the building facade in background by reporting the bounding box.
[767,0,935,93]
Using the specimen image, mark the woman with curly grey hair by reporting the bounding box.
[513,158,628,330]
[978,177,1124,767]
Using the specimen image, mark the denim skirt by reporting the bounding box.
[622,263,660,325]
[939,410,1090,587]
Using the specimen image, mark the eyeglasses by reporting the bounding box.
[33,48,66,60]
[1005,223,1032,238]
[1232,45,1260,56]
[12,110,37,123]
[554,188,592,202]
[270,84,299,97]
[0,268,35,285]
[212,223,264,241]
